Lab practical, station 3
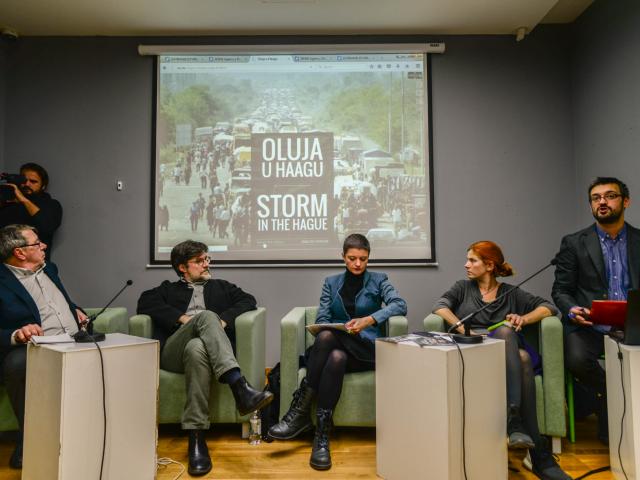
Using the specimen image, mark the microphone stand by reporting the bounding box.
[73,280,133,343]
[448,260,557,344]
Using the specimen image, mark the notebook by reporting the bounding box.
[589,300,627,328]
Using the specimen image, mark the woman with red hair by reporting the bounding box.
[433,241,570,480]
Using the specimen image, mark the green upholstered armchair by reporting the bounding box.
[0,307,129,432]
[128,307,266,426]
[280,307,408,427]
[424,313,566,453]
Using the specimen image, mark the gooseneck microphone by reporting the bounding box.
[448,259,558,344]
[73,280,134,343]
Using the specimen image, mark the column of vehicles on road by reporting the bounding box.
[183,89,426,243]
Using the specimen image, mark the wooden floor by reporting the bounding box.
[0,416,614,479]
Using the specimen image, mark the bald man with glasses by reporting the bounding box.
[137,239,272,476]
[0,224,88,469]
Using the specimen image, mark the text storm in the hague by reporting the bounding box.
[251,132,334,248]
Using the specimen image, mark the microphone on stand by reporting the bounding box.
[448,259,558,344]
[73,280,133,343]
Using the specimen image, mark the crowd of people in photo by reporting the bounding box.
[157,137,253,246]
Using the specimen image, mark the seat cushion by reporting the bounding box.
[298,368,376,427]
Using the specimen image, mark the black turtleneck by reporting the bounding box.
[339,268,365,318]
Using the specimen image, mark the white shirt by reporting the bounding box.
[5,263,79,344]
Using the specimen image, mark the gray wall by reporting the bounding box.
[571,0,640,227]
[3,30,575,365]
[0,40,7,172]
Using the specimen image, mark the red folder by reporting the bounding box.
[590,300,628,327]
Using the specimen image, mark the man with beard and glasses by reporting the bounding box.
[137,240,273,476]
[552,177,640,445]
[0,163,62,261]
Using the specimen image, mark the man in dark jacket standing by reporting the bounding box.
[0,163,62,261]
[137,240,272,476]
[552,177,640,445]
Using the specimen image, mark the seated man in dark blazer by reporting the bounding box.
[552,177,640,445]
[137,240,272,477]
[0,223,88,470]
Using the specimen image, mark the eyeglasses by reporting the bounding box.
[20,241,43,248]
[188,256,211,266]
[590,192,622,203]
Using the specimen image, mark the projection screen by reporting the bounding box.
[148,44,437,266]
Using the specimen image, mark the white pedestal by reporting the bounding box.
[376,337,507,480]
[23,333,159,480]
[605,336,640,480]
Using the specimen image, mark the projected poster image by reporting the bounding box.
[154,51,433,265]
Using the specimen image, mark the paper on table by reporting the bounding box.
[29,333,75,345]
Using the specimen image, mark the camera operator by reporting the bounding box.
[0,163,62,260]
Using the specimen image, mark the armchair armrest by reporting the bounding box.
[84,307,128,334]
[388,315,408,337]
[279,307,308,419]
[539,315,566,436]
[235,308,266,391]
[129,314,153,339]
[424,313,446,332]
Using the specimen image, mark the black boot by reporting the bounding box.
[310,408,332,470]
[268,378,314,440]
[187,430,212,476]
[507,405,534,449]
[230,376,274,416]
[9,432,22,470]
[529,437,572,480]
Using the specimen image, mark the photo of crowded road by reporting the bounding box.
[155,54,432,263]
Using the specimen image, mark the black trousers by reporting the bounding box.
[305,330,374,410]
[565,327,606,397]
[0,347,27,433]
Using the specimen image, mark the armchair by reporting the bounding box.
[0,307,129,432]
[280,306,408,427]
[424,313,566,452]
[128,307,266,425]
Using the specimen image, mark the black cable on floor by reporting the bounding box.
[574,465,611,480]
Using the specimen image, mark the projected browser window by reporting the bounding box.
[153,51,433,265]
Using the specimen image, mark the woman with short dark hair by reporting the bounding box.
[269,233,407,470]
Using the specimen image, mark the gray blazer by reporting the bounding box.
[551,222,640,333]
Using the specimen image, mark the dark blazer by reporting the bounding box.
[136,278,257,350]
[315,270,407,343]
[0,262,79,349]
[552,222,640,333]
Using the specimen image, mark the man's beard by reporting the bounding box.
[193,270,212,282]
[593,206,623,224]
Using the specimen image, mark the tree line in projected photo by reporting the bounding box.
[152,50,434,265]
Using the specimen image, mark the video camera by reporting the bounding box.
[0,173,27,203]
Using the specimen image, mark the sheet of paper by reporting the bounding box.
[30,333,75,345]
[305,323,350,336]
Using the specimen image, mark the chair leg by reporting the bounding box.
[565,370,576,443]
